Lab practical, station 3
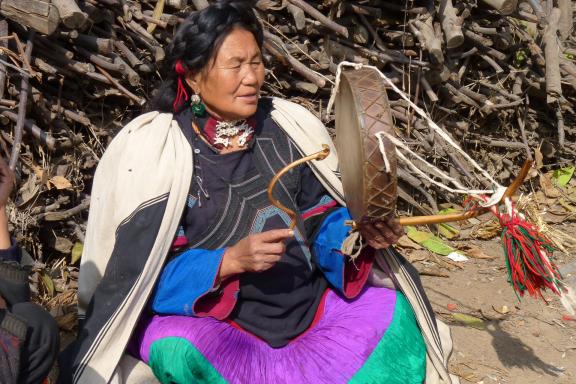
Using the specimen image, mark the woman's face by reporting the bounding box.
[186,28,265,121]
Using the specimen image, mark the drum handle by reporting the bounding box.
[398,160,533,226]
[267,145,331,229]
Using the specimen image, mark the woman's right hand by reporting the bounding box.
[219,229,294,280]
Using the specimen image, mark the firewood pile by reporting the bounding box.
[0,0,574,302]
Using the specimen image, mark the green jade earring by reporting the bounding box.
[191,94,206,116]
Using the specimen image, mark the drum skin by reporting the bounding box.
[335,67,397,223]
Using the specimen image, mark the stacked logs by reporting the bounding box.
[0,0,574,264]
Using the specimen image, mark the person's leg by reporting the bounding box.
[11,303,59,384]
[0,308,27,383]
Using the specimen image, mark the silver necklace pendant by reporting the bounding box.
[214,120,254,148]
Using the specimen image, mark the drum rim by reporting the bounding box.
[334,67,397,222]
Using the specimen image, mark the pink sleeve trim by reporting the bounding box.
[194,277,240,320]
[342,247,375,299]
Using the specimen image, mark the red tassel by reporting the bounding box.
[173,60,189,111]
[499,209,563,299]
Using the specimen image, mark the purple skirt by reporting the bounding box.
[130,287,426,383]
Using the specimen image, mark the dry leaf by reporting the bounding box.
[17,174,40,206]
[397,235,422,250]
[540,173,561,198]
[471,218,501,239]
[493,305,510,314]
[534,147,544,169]
[451,313,485,329]
[41,272,55,297]
[406,249,429,263]
[54,237,73,254]
[49,176,73,190]
[71,242,83,264]
[49,176,72,190]
[56,312,78,331]
[458,244,496,259]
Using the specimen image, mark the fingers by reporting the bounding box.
[251,253,282,272]
[386,216,404,237]
[0,156,13,181]
[360,223,390,249]
[373,221,401,244]
[258,241,286,256]
[257,228,294,243]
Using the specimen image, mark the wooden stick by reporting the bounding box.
[347,3,382,17]
[142,10,180,26]
[52,0,88,29]
[420,76,438,102]
[36,36,74,60]
[96,66,146,105]
[74,34,114,56]
[287,0,348,38]
[464,28,493,47]
[526,0,547,23]
[113,40,142,68]
[543,8,562,103]
[146,0,166,34]
[114,55,140,86]
[41,198,91,221]
[0,0,60,35]
[332,38,420,65]
[410,15,443,65]
[0,20,7,100]
[556,104,565,147]
[480,0,518,15]
[557,0,572,40]
[75,46,125,73]
[9,31,34,170]
[264,40,326,88]
[357,14,386,52]
[439,0,464,48]
[191,0,209,10]
[1,110,59,150]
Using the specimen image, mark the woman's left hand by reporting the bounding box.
[358,216,404,250]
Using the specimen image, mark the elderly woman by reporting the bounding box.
[60,2,456,384]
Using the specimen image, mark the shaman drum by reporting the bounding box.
[334,67,397,224]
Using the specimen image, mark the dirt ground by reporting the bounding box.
[419,223,576,384]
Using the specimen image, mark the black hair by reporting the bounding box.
[149,1,264,113]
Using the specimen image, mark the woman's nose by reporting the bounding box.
[242,64,259,85]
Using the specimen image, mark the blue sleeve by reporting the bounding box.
[0,239,21,263]
[312,207,351,293]
[151,248,225,316]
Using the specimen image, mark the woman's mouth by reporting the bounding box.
[237,94,258,104]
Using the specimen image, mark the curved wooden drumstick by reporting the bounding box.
[267,144,532,228]
[267,144,331,229]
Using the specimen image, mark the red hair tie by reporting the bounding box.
[173,60,189,111]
